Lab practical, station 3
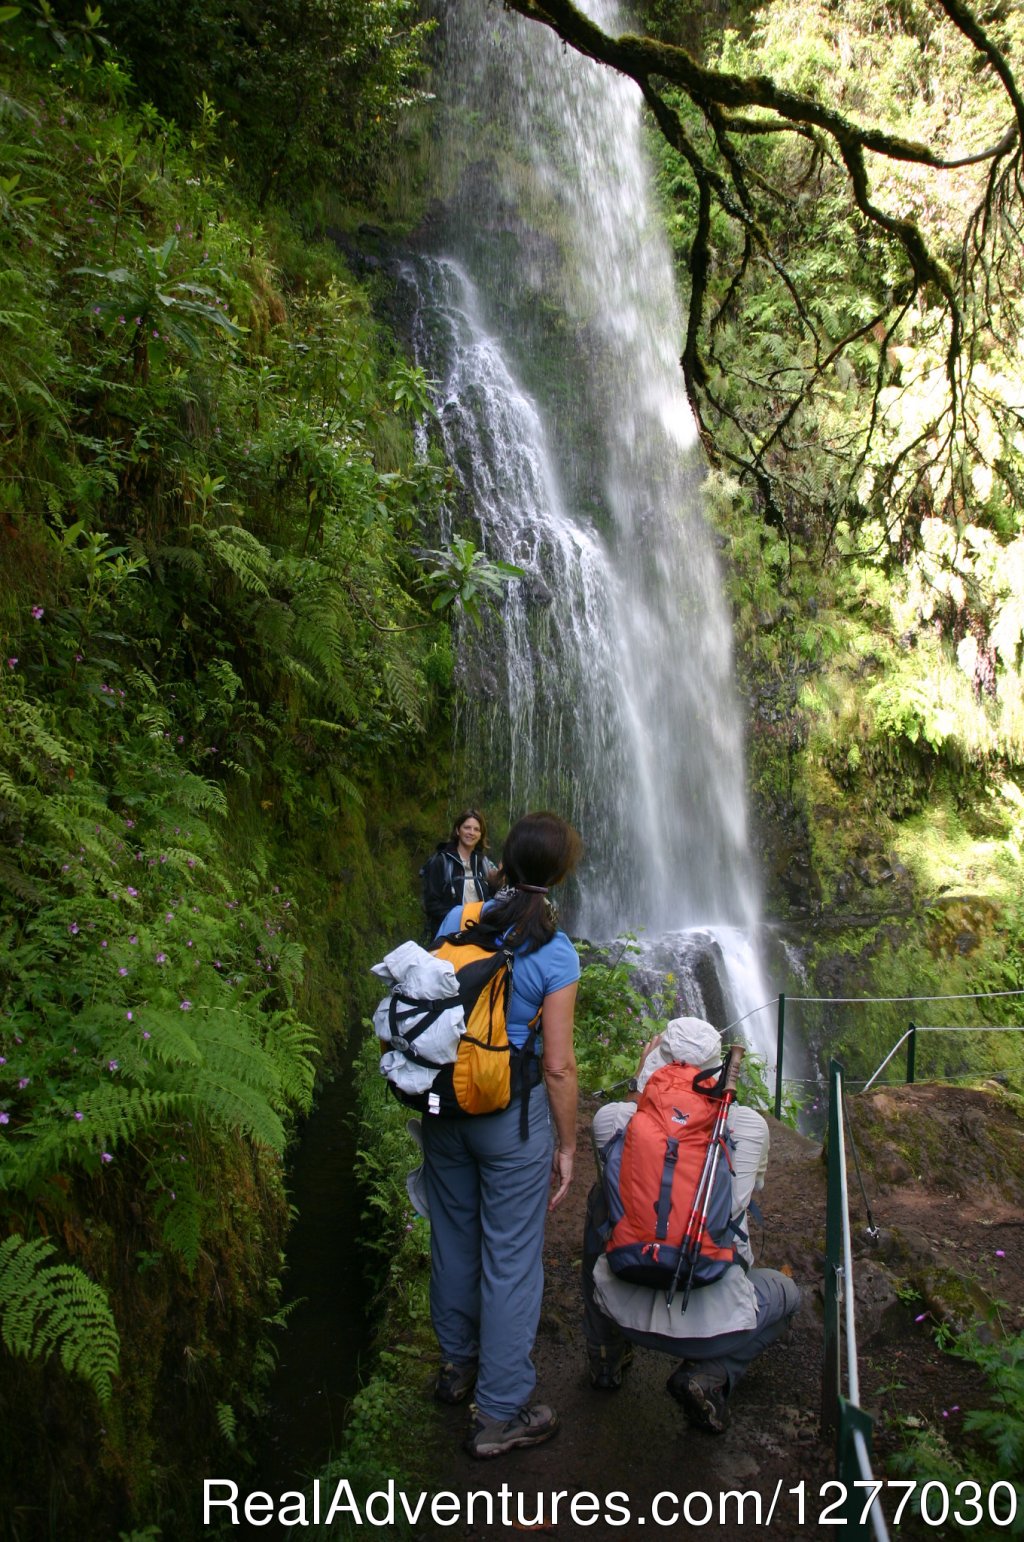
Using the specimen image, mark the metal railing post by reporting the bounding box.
[774,992,786,1120]
[821,1057,843,1438]
[906,1021,917,1084]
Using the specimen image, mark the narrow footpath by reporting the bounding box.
[421,1084,1024,1542]
[423,1104,830,1542]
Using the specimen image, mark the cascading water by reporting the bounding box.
[407,1,776,1057]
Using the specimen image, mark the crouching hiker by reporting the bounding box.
[581,1016,799,1435]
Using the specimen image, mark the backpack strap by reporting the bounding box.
[655,1137,679,1240]
[388,994,450,1060]
[513,1005,542,1139]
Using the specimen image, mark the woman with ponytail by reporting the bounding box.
[423,810,583,1458]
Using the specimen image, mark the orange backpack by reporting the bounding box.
[602,1061,740,1290]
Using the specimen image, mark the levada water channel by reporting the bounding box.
[261,0,787,1502]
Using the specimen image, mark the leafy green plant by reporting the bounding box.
[421,535,525,631]
[890,1328,1024,1534]
[574,941,673,1094]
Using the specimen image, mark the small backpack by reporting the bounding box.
[379,902,541,1134]
[602,1061,742,1292]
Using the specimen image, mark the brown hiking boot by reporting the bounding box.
[587,1342,634,1390]
[666,1364,730,1434]
[433,1359,477,1404]
[464,1403,559,1458]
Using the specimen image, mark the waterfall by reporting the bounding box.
[407,1,775,1058]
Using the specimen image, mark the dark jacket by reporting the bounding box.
[420,841,497,937]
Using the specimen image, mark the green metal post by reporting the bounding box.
[821,1057,843,1438]
[774,993,786,1121]
[907,1022,917,1085]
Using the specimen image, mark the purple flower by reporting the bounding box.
[100,940,108,948]
[69,922,79,935]
[0,1057,5,1066]
[7,658,17,669]
[0,1113,8,1125]
[180,999,192,1011]
[17,1078,29,1089]
[118,967,128,977]
[126,886,138,897]
[996,1249,1006,1258]
[101,1152,113,1163]
[108,1060,119,1072]
[142,1031,151,1040]
[155,952,167,964]
[30,605,44,620]
[915,1312,928,1323]
[125,1010,133,1021]
[129,935,138,946]
[73,1111,83,1121]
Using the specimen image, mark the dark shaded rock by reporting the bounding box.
[852,1259,903,1346]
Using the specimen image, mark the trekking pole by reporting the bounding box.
[666,1044,746,1312]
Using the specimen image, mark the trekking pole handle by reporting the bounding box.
[723,1043,745,1097]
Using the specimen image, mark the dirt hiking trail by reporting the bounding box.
[421,1085,1024,1542]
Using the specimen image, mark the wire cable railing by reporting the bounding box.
[724,988,1024,1119]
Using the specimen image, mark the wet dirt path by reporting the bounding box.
[425,1107,831,1542]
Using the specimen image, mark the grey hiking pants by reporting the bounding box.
[422,1084,553,1422]
[582,1184,800,1392]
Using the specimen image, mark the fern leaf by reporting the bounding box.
[216,1402,237,1445]
[0,1235,120,1404]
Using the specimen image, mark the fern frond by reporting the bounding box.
[151,1162,203,1270]
[0,767,28,810]
[6,1087,181,1186]
[324,761,362,806]
[182,1072,286,1151]
[262,1013,318,1112]
[0,852,43,903]
[0,1235,120,1404]
[200,525,272,595]
[383,653,425,729]
[216,1402,237,1445]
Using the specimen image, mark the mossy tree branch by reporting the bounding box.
[503,0,1024,553]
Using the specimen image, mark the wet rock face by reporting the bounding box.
[632,930,737,1032]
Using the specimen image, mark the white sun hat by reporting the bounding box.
[636,1016,723,1092]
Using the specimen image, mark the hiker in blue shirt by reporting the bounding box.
[422,811,583,1458]
[420,807,501,938]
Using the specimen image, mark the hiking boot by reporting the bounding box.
[666,1364,730,1434]
[464,1403,559,1458]
[434,1359,478,1405]
[587,1342,633,1391]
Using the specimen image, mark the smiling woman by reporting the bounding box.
[419,807,500,938]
